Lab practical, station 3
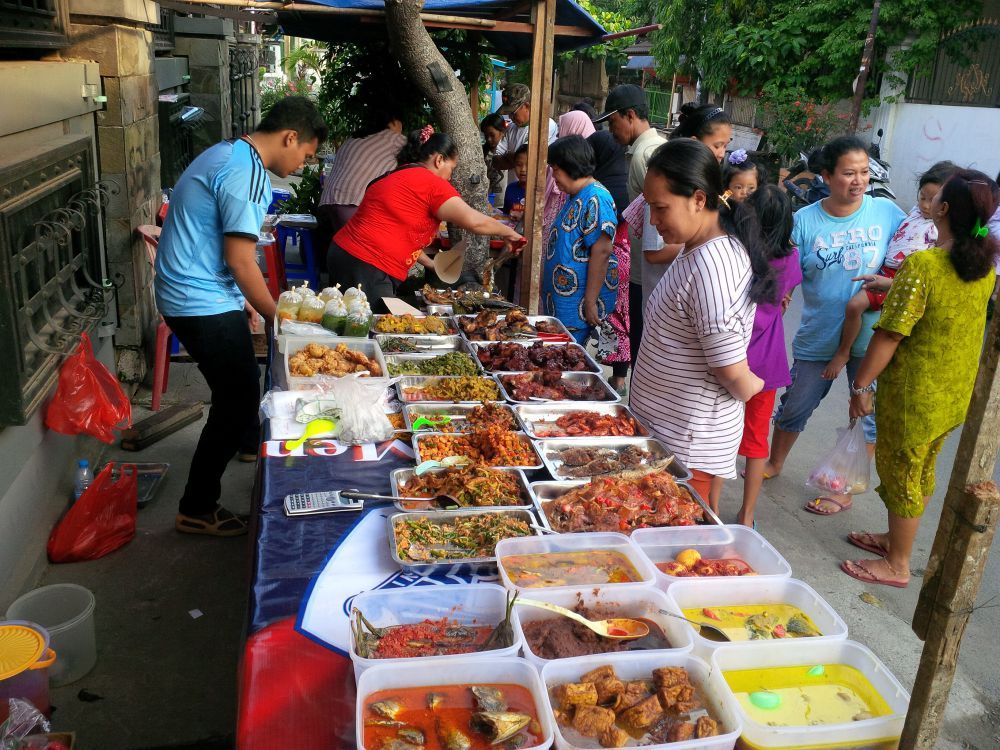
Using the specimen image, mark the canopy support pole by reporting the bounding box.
[518,0,556,312]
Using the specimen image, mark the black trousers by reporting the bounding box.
[327,241,398,314]
[628,281,644,369]
[164,310,260,516]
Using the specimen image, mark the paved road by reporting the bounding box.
[715,293,999,749]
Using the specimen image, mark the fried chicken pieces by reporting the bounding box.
[550,664,720,747]
[288,343,383,377]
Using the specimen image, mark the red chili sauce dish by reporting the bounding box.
[365,618,496,659]
[362,684,543,750]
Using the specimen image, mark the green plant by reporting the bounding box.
[276,165,322,215]
[758,84,850,163]
[260,77,296,119]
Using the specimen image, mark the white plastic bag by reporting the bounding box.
[807,420,871,495]
[326,373,394,445]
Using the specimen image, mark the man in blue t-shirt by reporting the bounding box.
[156,97,327,536]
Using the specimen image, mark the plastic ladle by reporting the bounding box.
[657,609,731,642]
[515,598,650,641]
[285,418,337,451]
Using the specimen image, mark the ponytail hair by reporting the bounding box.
[647,139,776,304]
[670,103,732,140]
[747,185,795,261]
[939,169,999,282]
[397,129,458,167]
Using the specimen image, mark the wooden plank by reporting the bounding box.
[518,0,556,313]
[120,401,204,452]
[902,308,1000,747]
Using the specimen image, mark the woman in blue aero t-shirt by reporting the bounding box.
[762,137,905,516]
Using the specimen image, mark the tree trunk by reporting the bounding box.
[385,0,490,281]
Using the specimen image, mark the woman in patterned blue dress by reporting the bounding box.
[543,135,619,344]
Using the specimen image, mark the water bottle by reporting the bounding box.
[73,459,93,502]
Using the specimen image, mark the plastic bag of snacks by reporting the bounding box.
[321,298,347,333]
[806,420,871,495]
[326,373,393,445]
[276,290,303,322]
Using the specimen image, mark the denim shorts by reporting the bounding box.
[774,358,877,443]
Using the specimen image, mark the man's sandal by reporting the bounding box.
[175,507,249,537]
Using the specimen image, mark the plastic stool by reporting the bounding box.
[151,320,172,412]
[268,189,291,214]
[277,224,320,289]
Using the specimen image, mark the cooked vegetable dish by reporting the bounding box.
[393,512,533,562]
[388,351,479,377]
[374,314,452,335]
[397,465,525,509]
[402,376,501,402]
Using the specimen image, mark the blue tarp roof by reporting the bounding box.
[624,55,655,70]
[277,0,607,60]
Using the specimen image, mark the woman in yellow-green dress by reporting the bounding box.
[843,169,999,587]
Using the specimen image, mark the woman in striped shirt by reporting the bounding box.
[629,139,776,510]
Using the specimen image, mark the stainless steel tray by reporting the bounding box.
[455,314,573,342]
[372,313,457,336]
[402,402,519,432]
[375,334,466,353]
[385,346,483,377]
[535,437,691,480]
[390,466,535,512]
[495,372,620,405]
[424,304,454,316]
[387,508,543,573]
[412,430,545,471]
[105,462,169,509]
[513,403,652,439]
[396,375,503,404]
[529,478,722,532]
[468,340,601,374]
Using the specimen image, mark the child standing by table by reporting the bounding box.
[737,186,801,527]
[821,161,956,379]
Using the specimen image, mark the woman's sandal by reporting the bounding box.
[840,559,909,588]
[847,531,889,557]
[804,496,852,515]
[175,507,249,537]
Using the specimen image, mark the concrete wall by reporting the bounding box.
[174,16,235,152]
[869,102,1000,209]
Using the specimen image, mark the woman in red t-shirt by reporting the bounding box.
[328,128,524,309]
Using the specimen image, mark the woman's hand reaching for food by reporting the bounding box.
[853,274,892,292]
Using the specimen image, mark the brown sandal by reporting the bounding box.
[175,507,249,537]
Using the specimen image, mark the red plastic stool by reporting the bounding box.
[260,232,286,300]
[137,225,174,411]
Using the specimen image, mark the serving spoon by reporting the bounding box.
[515,598,650,641]
[657,609,731,642]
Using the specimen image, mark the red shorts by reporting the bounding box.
[739,389,777,459]
[865,266,898,310]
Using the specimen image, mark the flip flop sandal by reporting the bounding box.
[847,531,889,557]
[804,496,852,515]
[739,469,776,480]
[175,507,249,537]
[840,559,909,588]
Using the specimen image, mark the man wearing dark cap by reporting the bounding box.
[492,83,558,177]
[594,84,666,367]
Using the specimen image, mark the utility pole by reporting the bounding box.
[848,0,881,133]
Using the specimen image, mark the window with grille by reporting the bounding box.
[0,0,68,49]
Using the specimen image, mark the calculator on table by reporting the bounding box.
[282,490,363,517]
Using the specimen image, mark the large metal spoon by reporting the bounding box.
[340,490,461,510]
[657,609,731,642]
[515,598,650,641]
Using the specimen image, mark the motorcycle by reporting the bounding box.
[782,128,894,210]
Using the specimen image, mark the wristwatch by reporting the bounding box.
[850,380,876,396]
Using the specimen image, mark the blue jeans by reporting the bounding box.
[774,358,877,443]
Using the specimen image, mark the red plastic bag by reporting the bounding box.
[45,333,131,444]
[47,463,137,563]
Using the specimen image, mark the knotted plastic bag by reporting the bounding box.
[47,463,137,563]
[44,333,131,444]
[806,420,871,495]
[325,373,393,445]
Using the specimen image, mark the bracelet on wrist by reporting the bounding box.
[850,380,876,396]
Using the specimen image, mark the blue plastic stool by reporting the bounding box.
[277,223,320,289]
[268,189,291,214]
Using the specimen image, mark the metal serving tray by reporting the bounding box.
[371,313,457,336]
[387,508,543,573]
[535,437,692,481]
[390,466,535,512]
[424,304,454,316]
[412,430,545,471]
[495,372,620,405]
[402,402,519,432]
[375,333,467,353]
[513,402,652,439]
[529,478,723,531]
[468,340,601,375]
[396,375,503,404]
[455,314,573,342]
[385,345,483,377]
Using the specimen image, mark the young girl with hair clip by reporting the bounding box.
[844,169,999,588]
[737,185,801,527]
[630,138,775,511]
[723,149,766,203]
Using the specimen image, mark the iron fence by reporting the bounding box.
[906,21,1000,107]
[230,45,260,138]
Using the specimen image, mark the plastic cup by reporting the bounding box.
[6,583,96,685]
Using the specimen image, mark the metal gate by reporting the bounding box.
[230,44,260,138]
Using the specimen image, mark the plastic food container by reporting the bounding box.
[632,525,793,589]
[6,583,96,685]
[539,651,741,750]
[0,621,55,722]
[661,578,848,656]
[355,655,556,750]
[348,583,521,680]
[283,336,388,391]
[512,585,693,670]
[496,532,657,593]
[708,640,909,749]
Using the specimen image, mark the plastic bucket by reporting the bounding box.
[0,621,54,721]
[6,584,96,685]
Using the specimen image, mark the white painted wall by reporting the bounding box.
[872,102,1000,210]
